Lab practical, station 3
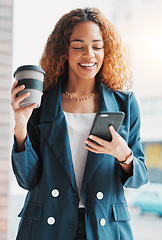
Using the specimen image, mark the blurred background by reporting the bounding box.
[0,0,162,239]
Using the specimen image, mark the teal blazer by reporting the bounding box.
[12,76,148,240]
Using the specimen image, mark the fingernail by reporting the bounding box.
[84,140,88,144]
[88,135,93,139]
[20,85,25,89]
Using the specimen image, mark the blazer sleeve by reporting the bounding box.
[11,109,41,191]
[120,92,148,188]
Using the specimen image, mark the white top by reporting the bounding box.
[64,112,97,207]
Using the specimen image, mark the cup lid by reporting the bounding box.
[13,65,46,77]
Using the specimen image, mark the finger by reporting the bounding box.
[11,84,26,107]
[11,80,18,93]
[109,125,118,140]
[85,144,103,154]
[84,139,105,152]
[12,84,25,97]
[14,102,37,112]
[16,91,30,103]
[88,135,109,147]
[85,138,100,148]
[11,92,30,110]
[21,103,37,110]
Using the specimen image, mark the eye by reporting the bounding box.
[93,46,103,50]
[72,47,83,50]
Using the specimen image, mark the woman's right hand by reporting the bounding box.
[11,80,37,151]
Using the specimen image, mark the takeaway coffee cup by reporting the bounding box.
[13,65,45,108]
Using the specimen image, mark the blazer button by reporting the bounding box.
[51,189,59,197]
[100,218,106,226]
[47,217,55,225]
[96,192,103,200]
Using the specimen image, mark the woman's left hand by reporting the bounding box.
[85,125,131,162]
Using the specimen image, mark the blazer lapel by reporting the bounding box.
[81,82,120,192]
[38,77,78,193]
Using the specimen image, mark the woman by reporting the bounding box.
[11,8,148,240]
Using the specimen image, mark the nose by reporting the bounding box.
[83,46,95,58]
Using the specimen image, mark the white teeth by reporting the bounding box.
[79,63,96,67]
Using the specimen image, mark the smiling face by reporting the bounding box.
[68,21,104,83]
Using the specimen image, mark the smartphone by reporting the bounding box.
[89,112,125,142]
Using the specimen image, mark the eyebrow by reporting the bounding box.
[71,39,103,43]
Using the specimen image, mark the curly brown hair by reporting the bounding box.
[40,8,132,92]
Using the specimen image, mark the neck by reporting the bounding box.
[64,75,97,96]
